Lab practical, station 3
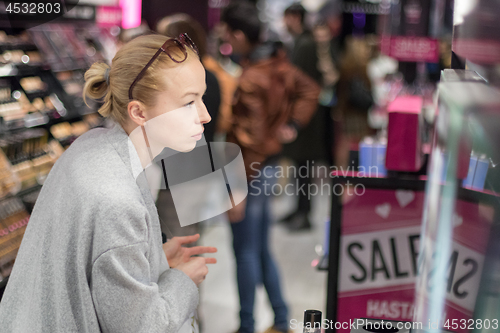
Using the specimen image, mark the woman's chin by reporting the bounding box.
[175,142,197,153]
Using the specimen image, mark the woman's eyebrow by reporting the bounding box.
[182,86,207,98]
[182,92,199,97]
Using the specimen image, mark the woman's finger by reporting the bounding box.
[204,257,217,264]
[175,234,200,245]
[187,246,218,256]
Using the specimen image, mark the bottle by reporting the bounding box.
[303,309,322,333]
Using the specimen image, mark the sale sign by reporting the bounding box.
[337,188,424,332]
[336,188,491,333]
[381,36,439,63]
[96,6,122,27]
[413,199,492,333]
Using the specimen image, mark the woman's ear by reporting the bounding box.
[128,100,147,127]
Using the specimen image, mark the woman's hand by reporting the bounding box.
[162,234,217,268]
[176,257,210,286]
[227,198,247,223]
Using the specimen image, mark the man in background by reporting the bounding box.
[281,2,341,231]
[221,1,320,332]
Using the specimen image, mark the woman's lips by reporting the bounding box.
[192,130,204,140]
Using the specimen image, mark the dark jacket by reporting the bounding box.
[291,31,323,85]
[283,31,340,163]
[227,43,320,176]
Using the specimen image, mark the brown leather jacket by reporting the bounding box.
[227,50,320,177]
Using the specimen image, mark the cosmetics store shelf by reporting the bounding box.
[1,110,84,132]
[16,184,42,214]
[0,64,50,78]
[0,42,38,53]
[330,171,427,191]
[418,175,500,203]
[15,183,42,198]
[331,172,498,203]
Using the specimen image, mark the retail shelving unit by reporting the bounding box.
[0,9,116,297]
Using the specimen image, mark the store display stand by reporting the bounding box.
[323,168,500,333]
[324,172,425,333]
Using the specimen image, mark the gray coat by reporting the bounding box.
[0,124,199,332]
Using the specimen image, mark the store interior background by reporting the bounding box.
[1,0,500,333]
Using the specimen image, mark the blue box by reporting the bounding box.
[359,141,373,175]
[373,143,387,177]
[472,157,489,190]
[462,156,478,188]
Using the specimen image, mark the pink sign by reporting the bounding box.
[337,188,424,332]
[336,188,489,333]
[96,6,122,27]
[383,36,439,63]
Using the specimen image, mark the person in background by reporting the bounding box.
[281,3,340,231]
[334,36,374,168]
[221,1,320,333]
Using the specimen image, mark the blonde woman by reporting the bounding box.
[0,34,217,333]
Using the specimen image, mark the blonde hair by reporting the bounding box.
[83,34,195,125]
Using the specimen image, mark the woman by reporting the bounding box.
[334,36,374,168]
[0,34,217,333]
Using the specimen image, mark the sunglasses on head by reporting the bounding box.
[128,33,199,100]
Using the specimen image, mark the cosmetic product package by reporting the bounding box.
[386,95,423,172]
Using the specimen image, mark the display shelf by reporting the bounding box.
[0,15,115,300]
[0,43,37,52]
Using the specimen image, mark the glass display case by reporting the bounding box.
[413,81,500,333]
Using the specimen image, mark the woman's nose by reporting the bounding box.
[197,101,211,124]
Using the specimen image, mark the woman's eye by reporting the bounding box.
[185,101,195,108]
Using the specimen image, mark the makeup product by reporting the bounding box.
[1,50,25,64]
[0,150,20,199]
[302,310,322,333]
[71,121,89,137]
[462,154,489,191]
[359,137,387,177]
[1,129,50,190]
[462,155,478,188]
[24,51,43,64]
[374,141,388,177]
[50,122,73,140]
[32,98,47,111]
[20,76,47,93]
[472,156,489,190]
[359,137,374,175]
[0,101,24,121]
[386,95,423,172]
[0,197,30,274]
